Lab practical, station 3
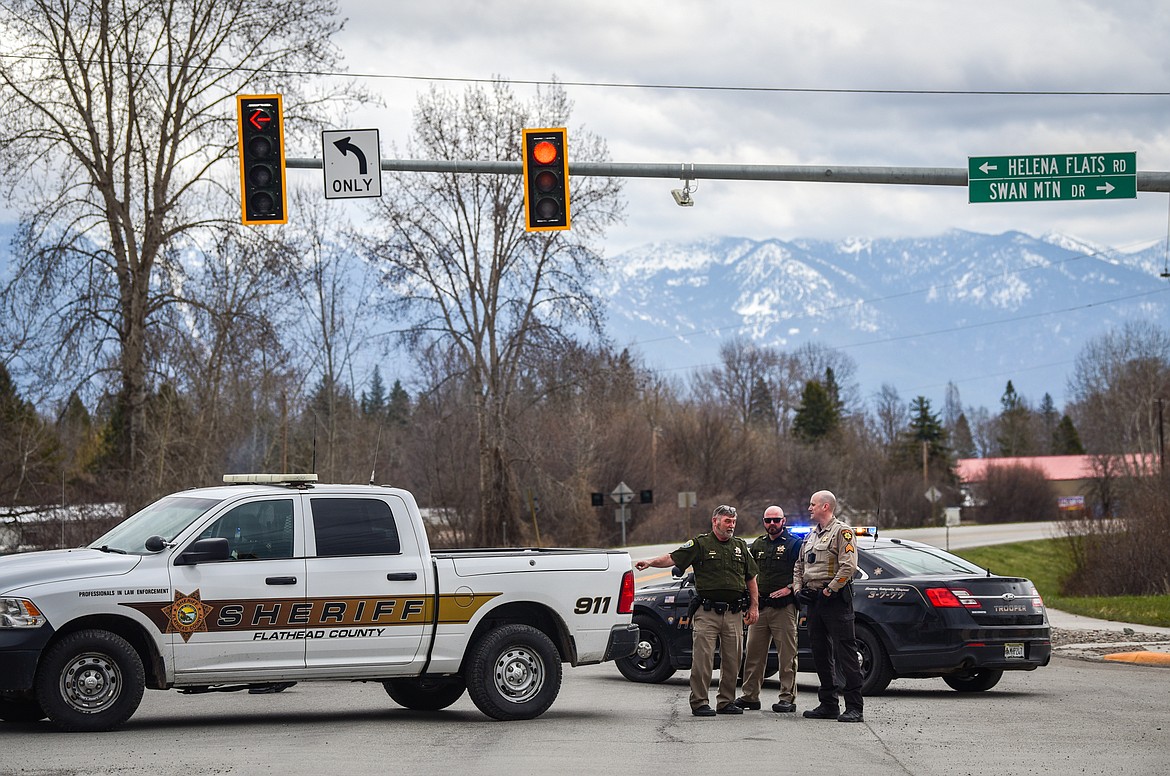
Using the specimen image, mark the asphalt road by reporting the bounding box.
[4,653,1167,776]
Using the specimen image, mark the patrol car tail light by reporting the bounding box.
[618,570,635,614]
[925,587,981,609]
[1030,586,1045,610]
[0,598,47,628]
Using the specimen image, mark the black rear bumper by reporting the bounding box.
[603,623,641,661]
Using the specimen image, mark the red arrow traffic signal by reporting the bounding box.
[237,95,287,225]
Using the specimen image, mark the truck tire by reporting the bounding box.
[943,669,1003,692]
[615,615,676,684]
[35,630,145,732]
[383,676,467,711]
[856,625,894,696]
[465,624,562,721]
[0,694,47,723]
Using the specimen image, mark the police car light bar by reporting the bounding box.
[787,524,878,539]
[223,473,319,485]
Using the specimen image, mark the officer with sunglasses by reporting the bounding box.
[735,505,802,713]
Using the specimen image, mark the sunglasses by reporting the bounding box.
[762,517,783,524]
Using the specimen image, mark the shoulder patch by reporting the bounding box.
[680,539,695,549]
[845,544,854,553]
[842,529,854,541]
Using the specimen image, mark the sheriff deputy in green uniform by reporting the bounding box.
[635,504,759,717]
[793,489,865,723]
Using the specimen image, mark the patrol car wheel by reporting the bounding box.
[856,626,894,696]
[943,668,1003,692]
[465,624,562,721]
[383,676,467,710]
[0,694,47,723]
[615,616,676,683]
[35,629,145,732]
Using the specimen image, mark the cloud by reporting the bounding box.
[329,0,1170,254]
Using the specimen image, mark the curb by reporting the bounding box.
[1102,651,1170,666]
[1054,642,1170,666]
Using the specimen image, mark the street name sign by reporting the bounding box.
[322,129,381,199]
[968,152,1136,203]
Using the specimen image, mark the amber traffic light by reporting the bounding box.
[237,94,288,225]
[522,128,570,231]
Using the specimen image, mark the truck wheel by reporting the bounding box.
[856,626,894,696]
[383,676,467,710]
[35,630,145,732]
[0,694,47,723]
[943,669,1003,692]
[465,624,562,721]
[615,616,676,684]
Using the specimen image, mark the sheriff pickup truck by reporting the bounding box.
[0,474,637,731]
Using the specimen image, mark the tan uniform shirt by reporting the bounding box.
[793,517,858,593]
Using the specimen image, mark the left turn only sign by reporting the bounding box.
[322,129,381,199]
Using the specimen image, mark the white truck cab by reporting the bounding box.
[0,475,637,731]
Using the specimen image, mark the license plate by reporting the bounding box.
[1005,642,1025,659]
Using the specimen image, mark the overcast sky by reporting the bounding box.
[327,0,1170,257]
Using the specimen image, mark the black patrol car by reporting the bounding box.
[616,527,1052,694]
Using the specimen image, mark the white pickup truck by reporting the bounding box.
[0,475,637,731]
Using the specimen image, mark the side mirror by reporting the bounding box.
[144,535,168,553]
[671,565,684,578]
[175,537,231,565]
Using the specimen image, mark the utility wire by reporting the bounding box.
[2,53,1167,97]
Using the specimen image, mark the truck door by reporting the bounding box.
[169,496,307,676]
[304,494,428,669]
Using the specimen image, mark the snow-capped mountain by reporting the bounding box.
[601,230,1170,413]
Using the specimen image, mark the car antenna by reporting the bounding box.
[369,423,384,486]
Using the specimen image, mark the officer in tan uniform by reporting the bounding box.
[635,505,759,717]
[793,489,865,723]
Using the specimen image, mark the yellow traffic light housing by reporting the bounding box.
[522,128,570,231]
[237,94,288,225]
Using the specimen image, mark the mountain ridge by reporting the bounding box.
[600,230,1170,413]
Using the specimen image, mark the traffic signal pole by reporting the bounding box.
[285,156,1170,191]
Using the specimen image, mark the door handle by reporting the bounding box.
[386,572,418,581]
[266,576,297,585]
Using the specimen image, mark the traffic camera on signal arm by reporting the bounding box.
[237,94,288,225]
[522,128,570,231]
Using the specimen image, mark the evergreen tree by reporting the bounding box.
[1038,393,1059,454]
[793,380,840,442]
[361,366,388,418]
[1052,414,1086,455]
[952,412,977,459]
[996,380,1034,457]
[387,380,411,428]
[747,376,777,429]
[897,396,954,483]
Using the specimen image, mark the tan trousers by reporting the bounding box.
[689,607,743,710]
[740,604,798,704]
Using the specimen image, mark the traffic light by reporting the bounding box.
[591,492,605,507]
[521,128,570,231]
[640,490,654,504]
[237,94,288,225]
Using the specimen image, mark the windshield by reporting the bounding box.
[89,495,224,554]
[866,544,985,576]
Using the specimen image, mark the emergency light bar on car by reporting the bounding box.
[788,524,878,539]
[223,473,319,485]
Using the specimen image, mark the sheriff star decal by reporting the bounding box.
[842,529,854,541]
[164,589,214,642]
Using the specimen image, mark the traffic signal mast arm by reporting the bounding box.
[283,156,1170,191]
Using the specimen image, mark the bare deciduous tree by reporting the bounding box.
[0,0,350,505]
[366,80,623,545]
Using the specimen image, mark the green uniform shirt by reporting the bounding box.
[671,532,758,603]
